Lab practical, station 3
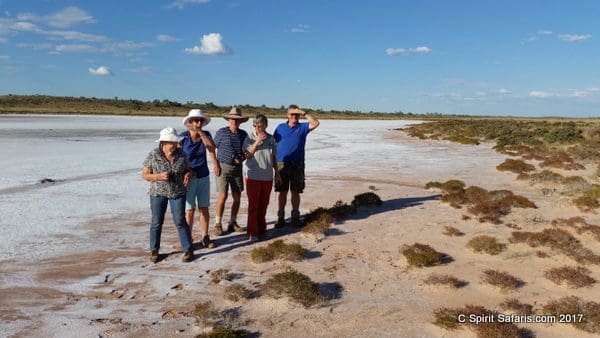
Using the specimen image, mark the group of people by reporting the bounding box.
[142,105,320,262]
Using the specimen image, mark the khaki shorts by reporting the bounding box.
[275,161,305,193]
[217,162,244,193]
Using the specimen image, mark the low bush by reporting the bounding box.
[193,301,219,327]
[433,305,525,337]
[250,240,308,263]
[510,228,600,264]
[196,327,249,338]
[467,235,507,255]
[401,243,445,267]
[542,296,600,333]
[544,266,596,288]
[443,226,464,237]
[351,192,383,207]
[481,269,524,290]
[573,196,600,212]
[262,268,325,307]
[224,284,253,302]
[496,159,536,174]
[424,274,467,288]
[499,298,533,315]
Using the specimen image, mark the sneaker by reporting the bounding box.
[201,235,216,249]
[227,221,244,233]
[149,250,159,263]
[291,217,302,227]
[182,251,194,262]
[213,223,224,236]
[274,218,285,229]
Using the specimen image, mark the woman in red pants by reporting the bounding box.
[243,114,281,241]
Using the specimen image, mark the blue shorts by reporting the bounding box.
[185,176,210,210]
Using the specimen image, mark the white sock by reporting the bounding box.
[215,216,221,225]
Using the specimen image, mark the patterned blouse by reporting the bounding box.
[142,147,189,198]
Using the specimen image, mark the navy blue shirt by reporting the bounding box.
[179,130,212,178]
[274,122,311,163]
[214,127,248,164]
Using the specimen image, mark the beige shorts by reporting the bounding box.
[216,162,244,193]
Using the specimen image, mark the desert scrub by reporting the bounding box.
[433,305,525,337]
[542,296,600,333]
[443,226,464,237]
[351,192,383,207]
[551,217,600,241]
[544,266,596,288]
[527,170,564,184]
[224,283,253,302]
[250,240,308,263]
[540,152,585,170]
[499,298,534,315]
[509,228,600,264]
[401,243,445,267]
[573,196,600,212]
[496,159,536,174]
[194,301,219,327]
[210,269,238,284]
[196,327,250,338]
[467,235,507,255]
[262,268,325,307]
[481,269,524,290]
[424,274,467,288]
[562,176,591,194]
[302,212,333,235]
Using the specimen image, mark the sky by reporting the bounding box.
[0,0,599,117]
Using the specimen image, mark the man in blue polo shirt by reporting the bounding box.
[273,104,320,227]
[180,109,218,249]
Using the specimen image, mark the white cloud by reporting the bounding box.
[156,34,180,42]
[45,6,95,29]
[385,48,406,56]
[558,34,592,42]
[568,90,588,98]
[474,91,487,96]
[587,87,600,92]
[499,88,511,94]
[169,0,210,9]
[184,33,230,55]
[529,90,553,98]
[537,30,553,35]
[56,44,97,52]
[88,66,110,76]
[290,24,310,33]
[10,21,40,32]
[44,30,107,42]
[16,42,53,50]
[410,46,431,54]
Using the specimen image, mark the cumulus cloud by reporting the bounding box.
[45,6,95,29]
[156,34,180,42]
[88,66,110,76]
[184,33,230,55]
[290,24,310,33]
[386,46,431,56]
[529,90,553,98]
[558,34,592,42]
[169,0,210,9]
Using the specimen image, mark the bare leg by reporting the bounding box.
[231,191,241,221]
[199,207,209,236]
[291,191,301,214]
[278,190,288,216]
[185,209,195,241]
[216,192,228,222]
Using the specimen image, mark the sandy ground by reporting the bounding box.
[1,129,599,338]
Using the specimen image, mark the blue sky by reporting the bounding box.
[1,0,599,117]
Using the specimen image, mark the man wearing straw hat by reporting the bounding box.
[213,106,249,235]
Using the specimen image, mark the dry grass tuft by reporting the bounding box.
[302,212,333,235]
[433,305,526,337]
[467,236,507,255]
[223,283,253,302]
[443,226,464,237]
[250,240,308,263]
[210,269,236,284]
[401,243,445,267]
[528,170,564,184]
[552,217,600,241]
[544,266,596,288]
[573,196,600,212]
[196,326,249,338]
[462,214,472,220]
[510,228,600,264]
[496,159,536,174]
[481,269,524,290]
[262,268,325,307]
[540,152,586,170]
[424,274,467,288]
[562,176,592,194]
[499,298,534,315]
[193,301,219,327]
[543,296,600,333]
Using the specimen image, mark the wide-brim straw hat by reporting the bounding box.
[183,109,211,127]
[155,127,181,143]
[223,106,249,122]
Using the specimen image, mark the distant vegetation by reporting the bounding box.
[0,94,457,119]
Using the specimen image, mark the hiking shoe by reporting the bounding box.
[213,223,224,236]
[291,217,302,227]
[227,221,244,233]
[182,251,194,262]
[201,235,216,249]
[149,250,159,263]
[274,218,285,228]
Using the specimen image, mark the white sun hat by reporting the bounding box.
[155,127,181,143]
[183,109,211,127]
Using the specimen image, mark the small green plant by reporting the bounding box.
[467,235,506,255]
[499,298,533,315]
[481,269,524,290]
[224,283,253,302]
[496,159,536,174]
[262,268,325,307]
[544,266,596,288]
[424,274,467,288]
[250,240,308,263]
[401,243,445,267]
[542,296,600,333]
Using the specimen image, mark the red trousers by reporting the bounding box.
[246,178,273,236]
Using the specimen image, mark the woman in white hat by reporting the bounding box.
[180,109,218,249]
[142,127,195,263]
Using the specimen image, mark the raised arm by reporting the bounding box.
[296,109,320,131]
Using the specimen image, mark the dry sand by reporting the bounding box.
[1,130,599,337]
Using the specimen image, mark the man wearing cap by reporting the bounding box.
[273,104,320,227]
[213,106,249,235]
[180,109,218,249]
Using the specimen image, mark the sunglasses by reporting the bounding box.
[189,118,204,123]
